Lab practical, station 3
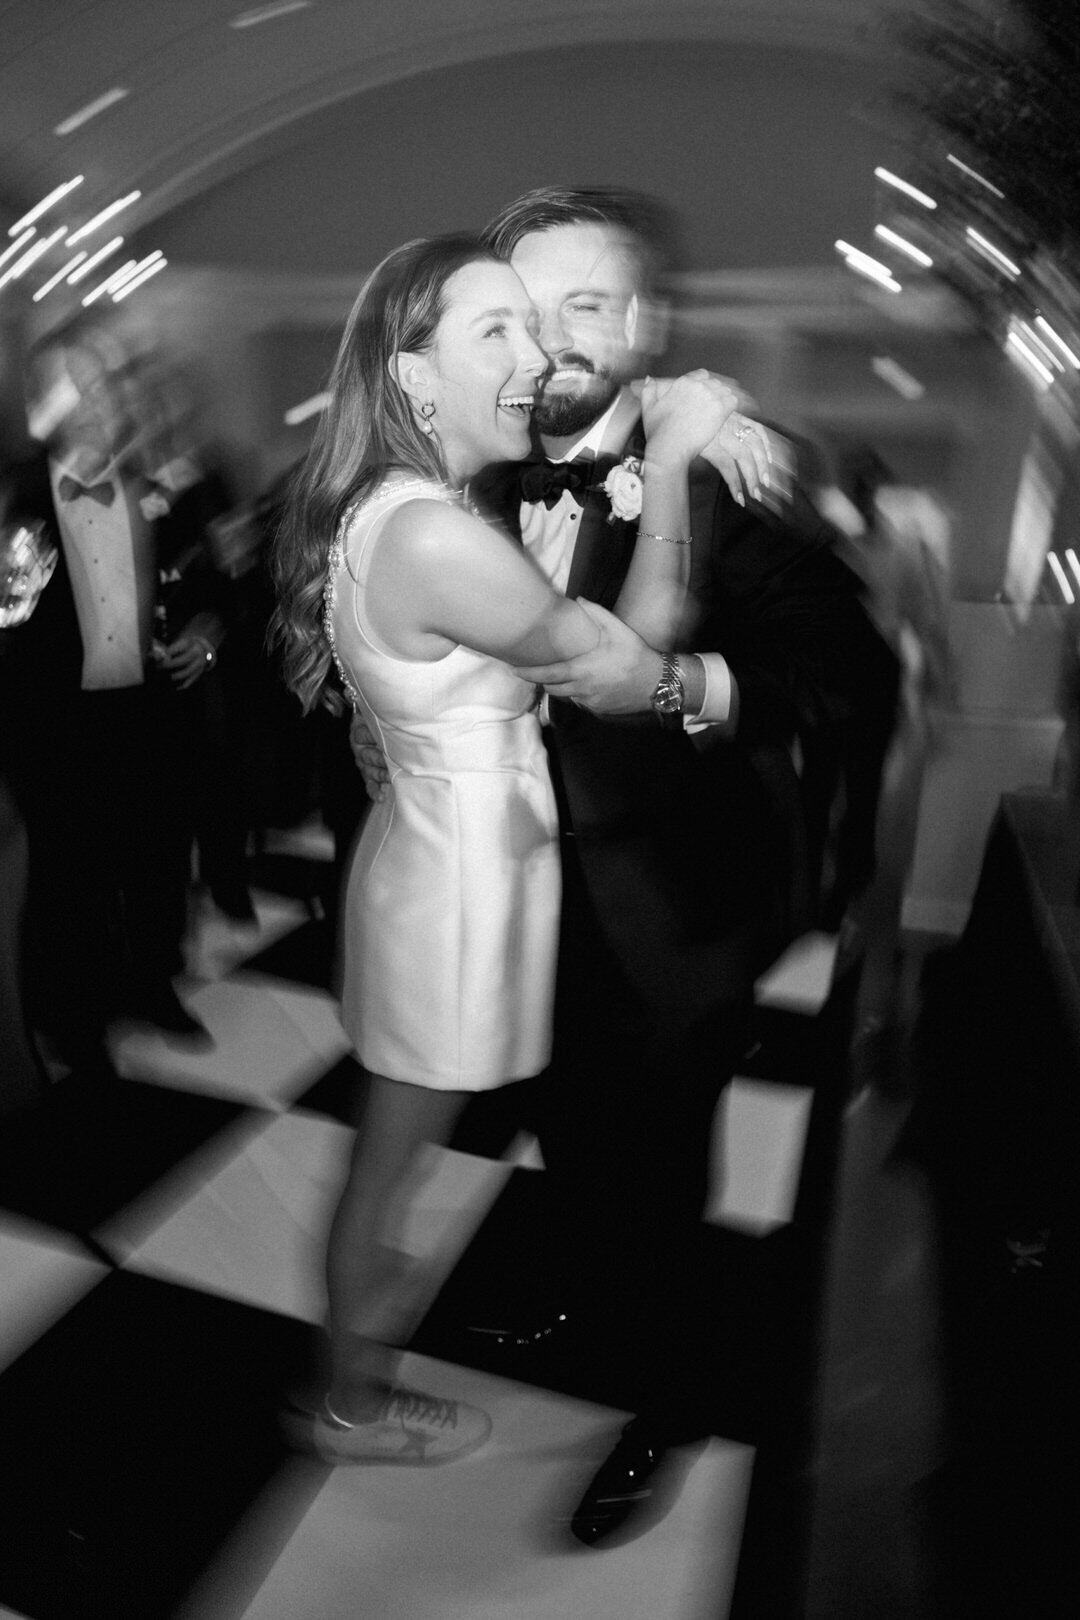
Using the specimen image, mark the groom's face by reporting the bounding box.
[509,221,648,440]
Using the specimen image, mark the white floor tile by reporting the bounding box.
[117,1111,346,1319]
[181,1358,753,1620]
[0,1216,108,1374]
[120,1112,517,1324]
[108,977,351,1108]
[754,930,838,1014]
[708,1078,815,1234]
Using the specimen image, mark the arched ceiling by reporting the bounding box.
[2,0,896,232]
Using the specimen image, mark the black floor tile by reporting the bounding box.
[0,1270,326,1620]
[447,1075,541,1160]
[0,1077,250,1245]
[410,1165,801,1445]
[291,1052,367,1126]
[244,920,335,990]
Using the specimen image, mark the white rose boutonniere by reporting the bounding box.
[599,455,644,524]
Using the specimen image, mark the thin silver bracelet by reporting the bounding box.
[636,528,692,546]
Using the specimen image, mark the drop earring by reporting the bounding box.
[419,401,436,435]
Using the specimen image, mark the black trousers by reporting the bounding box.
[531,823,758,1439]
[29,680,192,1052]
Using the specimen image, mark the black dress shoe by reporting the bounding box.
[569,1420,697,1549]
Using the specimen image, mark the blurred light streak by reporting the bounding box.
[68,192,141,245]
[1065,550,1080,592]
[874,167,937,209]
[66,237,124,285]
[1017,321,1064,373]
[0,229,36,270]
[1047,552,1074,604]
[947,153,1005,198]
[966,227,1020,278]
[835,241,901,293]
[0,228,66,290]
[10,177,83,235]
[112,257,167,300]
[33,252,87,300]
[82,259,138,306]
[55,88,129,136]
[873,224,933,268]
[1005,330,1054,389]
[871,356,925,399]
[231,1,312,26]
[1034,316,1080,369]
[284,391,330,425]
[103,251,163,302]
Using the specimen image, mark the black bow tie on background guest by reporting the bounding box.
[57,474,116,508]
[518,453,619,510]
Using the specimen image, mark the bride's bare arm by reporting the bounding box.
[613,370,743,649]
[361,499,604,668]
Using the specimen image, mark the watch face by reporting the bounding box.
[653,682,682,714]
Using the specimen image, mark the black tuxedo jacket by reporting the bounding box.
[472,418,899,1007]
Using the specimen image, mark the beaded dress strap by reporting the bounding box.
[322,479,460,710]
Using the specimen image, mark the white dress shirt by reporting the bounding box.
[50,458,153,690]
[520,389,732,727]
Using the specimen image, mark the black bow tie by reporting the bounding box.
[58,474,116,508]
[519,457,599,510]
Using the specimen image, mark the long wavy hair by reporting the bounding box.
[270,234,501,712]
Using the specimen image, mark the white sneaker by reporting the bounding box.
[313,1385,492,1465]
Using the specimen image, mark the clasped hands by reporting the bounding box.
[632,372,793,509]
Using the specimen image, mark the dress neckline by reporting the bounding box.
[363,475,459,505]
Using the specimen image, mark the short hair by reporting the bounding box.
[481,186,678,297]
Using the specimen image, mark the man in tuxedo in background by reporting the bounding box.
[356,187,898,1545]
[7,321,220,1071]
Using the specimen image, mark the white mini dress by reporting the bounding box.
[325,479,560,1090]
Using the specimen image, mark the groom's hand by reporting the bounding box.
[631,373,777,505]
[514,599,662,714]
[349,712,390,802]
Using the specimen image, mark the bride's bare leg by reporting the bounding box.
[325,1072,466,1420]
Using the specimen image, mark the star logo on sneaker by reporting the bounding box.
[399,1427,432,1459]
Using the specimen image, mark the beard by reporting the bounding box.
[532,357,622,439]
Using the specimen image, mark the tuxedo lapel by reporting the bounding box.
[565,424,644,606]
[468,459,528,540]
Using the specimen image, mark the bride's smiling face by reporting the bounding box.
[398,259,546,485]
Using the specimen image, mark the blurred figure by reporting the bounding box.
[9,315,219,1064]
[0,438,56,1113]
[135,353,253,922]
[795,442,903,932]
[838,464,954,1043]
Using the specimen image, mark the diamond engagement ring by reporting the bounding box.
[733,421,754,442]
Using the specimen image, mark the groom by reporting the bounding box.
[357,187,897,1544]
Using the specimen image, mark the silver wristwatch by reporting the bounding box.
[650,654,684,728]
